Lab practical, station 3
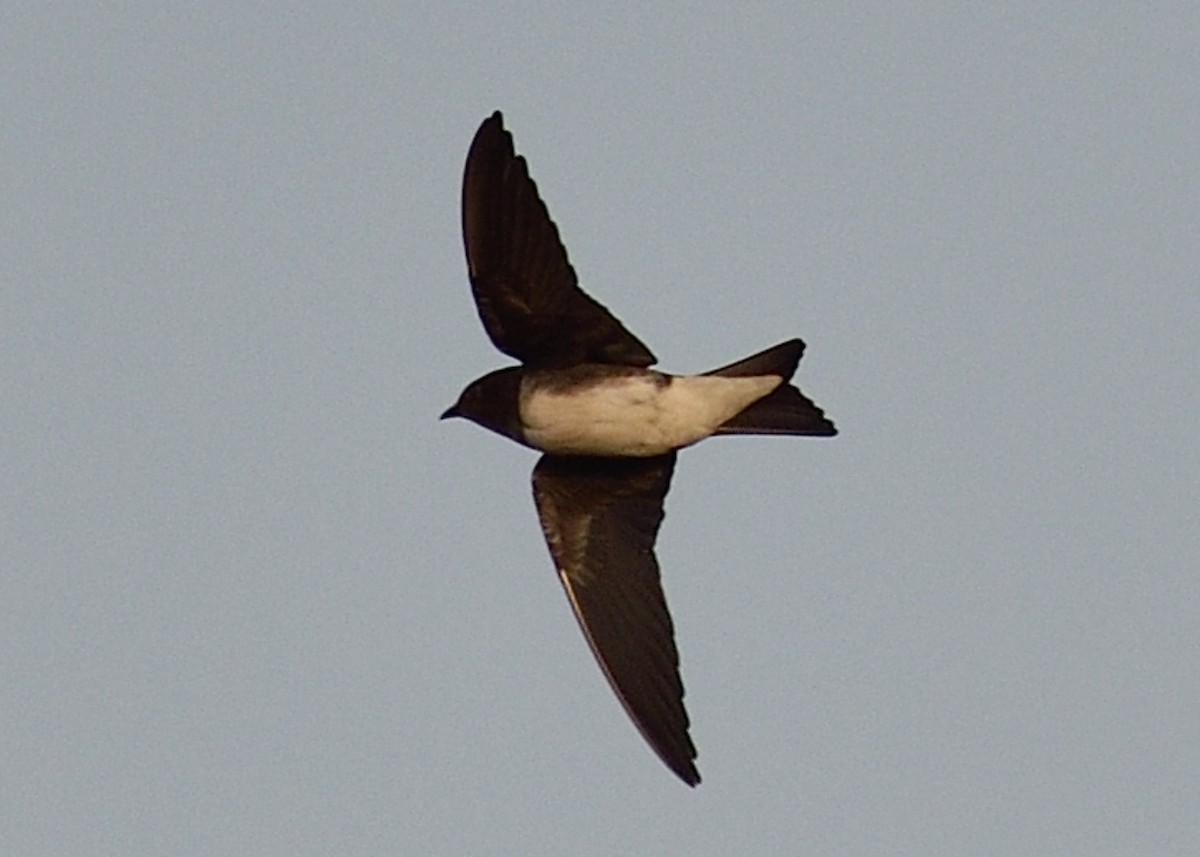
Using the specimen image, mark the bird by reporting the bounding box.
[442,111,837,786]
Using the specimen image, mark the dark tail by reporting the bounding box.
[705,339,837,437]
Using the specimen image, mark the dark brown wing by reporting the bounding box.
[462,112,656,368]
[531,453,699,786]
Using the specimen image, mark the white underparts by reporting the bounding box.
[520,372,781,457]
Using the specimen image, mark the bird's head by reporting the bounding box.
[441,366,527,445]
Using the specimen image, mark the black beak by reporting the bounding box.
[440,405,458,420]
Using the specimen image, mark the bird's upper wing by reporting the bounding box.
[531,452,699,786]
[462,112,656,368]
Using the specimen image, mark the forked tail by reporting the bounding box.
[705,339,837,437]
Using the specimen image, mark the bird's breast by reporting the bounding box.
[520,369,779,456]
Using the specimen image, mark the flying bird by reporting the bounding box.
[443,111,837,786]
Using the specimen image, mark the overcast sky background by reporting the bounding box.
[4,4,1198,855]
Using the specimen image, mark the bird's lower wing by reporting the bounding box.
[531,452,699,786]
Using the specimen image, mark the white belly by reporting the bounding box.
[520,371,779,456]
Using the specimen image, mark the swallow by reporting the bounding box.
[442,111,837,786]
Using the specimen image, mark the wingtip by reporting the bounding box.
[482,109,505,129]
[470,111,508,152]
[651,743,700,787]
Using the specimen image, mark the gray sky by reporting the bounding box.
[4,4,1198,855]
